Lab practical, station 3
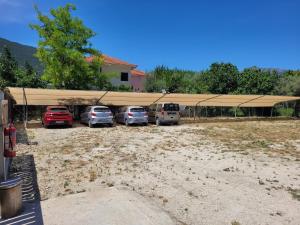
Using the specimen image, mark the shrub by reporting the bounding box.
[276,108,294,117]
[228,107,245,117]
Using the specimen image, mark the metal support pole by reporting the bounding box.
[271,107,273,117]
[234,107,237,118]
[95,91,109,105]
[22,88,28,128]
[199,106,201,119]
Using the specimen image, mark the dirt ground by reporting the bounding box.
[15,120,300,225]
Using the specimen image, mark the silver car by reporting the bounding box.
[148,103,180,125]
[115,106,148,126]
[80,106,114,127]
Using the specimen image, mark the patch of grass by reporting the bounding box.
[107,182,114,187]
[288,188,300,201]
[64,180,69,188]
[231,221,241,225]
[61,144,75,154]
[89,170,97,182]
[26,129,35,140]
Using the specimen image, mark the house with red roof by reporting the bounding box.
[86,54,146,92]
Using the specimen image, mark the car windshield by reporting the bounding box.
[50,108,68,112]
[130,108,145,112]
[163,104,179,111]
[94,107,110,112]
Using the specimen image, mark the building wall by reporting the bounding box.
[102,64,133,87]
[130,75,146,92]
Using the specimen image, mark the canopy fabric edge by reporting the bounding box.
[5,87,300,107]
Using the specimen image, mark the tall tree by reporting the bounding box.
[30,4,101,89]
[16,62,47,88]
[145,65,201,93]
[0,46,18,88]
[206,63,239,94]
[274,70,300,96]
[237,67,279,95]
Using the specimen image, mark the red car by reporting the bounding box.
[42,106,73,128]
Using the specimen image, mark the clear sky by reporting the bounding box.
[0,0,299,71]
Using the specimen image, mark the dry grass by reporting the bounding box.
[193,121,300,158]
[15,120,300,225]
[288,188,300,201]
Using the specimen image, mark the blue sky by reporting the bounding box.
[0,0,299,71]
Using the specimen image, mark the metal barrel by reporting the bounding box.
[0,177,22,219]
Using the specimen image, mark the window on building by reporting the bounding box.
[120,72,129,81]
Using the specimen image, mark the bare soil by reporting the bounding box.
[16,120,300,225]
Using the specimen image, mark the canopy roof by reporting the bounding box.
[5,87,300,107]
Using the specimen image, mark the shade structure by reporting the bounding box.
[5,87,300,107]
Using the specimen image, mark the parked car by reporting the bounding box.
[148,103,180,125]
[80,106,114,127]
[42,106,73,128]
[115,106,148,126]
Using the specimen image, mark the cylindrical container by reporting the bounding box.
[0,177,22,219]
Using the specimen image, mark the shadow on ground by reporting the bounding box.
[0,155,44,225]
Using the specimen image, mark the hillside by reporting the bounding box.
[0,37,43,74]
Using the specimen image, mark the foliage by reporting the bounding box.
[145,65,202,93]
[205,62,239,94]
[0,46,18,87]
[146,64,300,98]
[228,107,245,117]
[276,107,294,117]
[30,4,102,89]
[0,37,43,74]
[0,47,45,89]
[115,84,132,92]
[16,62,47,88]
[273,70,300,96]
[237,67,279,95]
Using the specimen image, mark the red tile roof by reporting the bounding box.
[86,54,137,68]
[131,69,146,76]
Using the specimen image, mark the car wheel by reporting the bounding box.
[143,123,148,126]
[156,118,160,126]
[88,120,94,128]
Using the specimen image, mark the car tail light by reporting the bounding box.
[109,112,113,116]
[161,109,165,115]
[128,112,133,117]
[144,112,148,116]
[91,112,96,116]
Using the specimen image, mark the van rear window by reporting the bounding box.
[130,108,145,112]
[94,107,110,112]
[163,104,179,111]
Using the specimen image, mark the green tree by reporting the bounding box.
[194,71,210,94]
[0,46,18,88]
[206,63,239,94]
[145,65,201,93]
[274,70,300,96]
[30,4,101,89]
[16,62,47,88]
[237,67,279,95]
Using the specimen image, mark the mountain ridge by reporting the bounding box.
[0,37,43,74]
